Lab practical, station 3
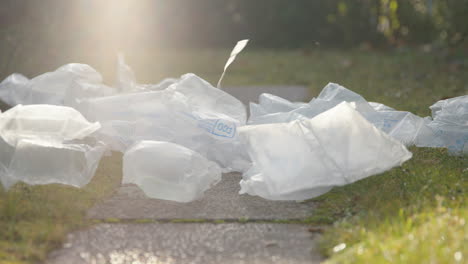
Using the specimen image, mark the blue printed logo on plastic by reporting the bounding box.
[211,120,236,138]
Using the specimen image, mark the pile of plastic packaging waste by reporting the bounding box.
[0,39,466,202]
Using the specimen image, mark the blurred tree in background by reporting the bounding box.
[1,0,467,48]
[0,0,466,75]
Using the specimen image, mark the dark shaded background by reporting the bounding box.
[1,0,467,78]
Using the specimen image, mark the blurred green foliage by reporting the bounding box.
[0,0,467,78]
[0,0,467,49]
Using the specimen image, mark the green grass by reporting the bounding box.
[0,48,467,263]
[315,148,467,263]
[0,153,122,263]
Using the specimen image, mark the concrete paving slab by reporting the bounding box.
[88,173,316,220]
[223,85,311,105]
[47,223,323,264]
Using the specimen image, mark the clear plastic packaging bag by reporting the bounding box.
[123,141,222,202]
[0,104,104,189]
[239,102,412,200]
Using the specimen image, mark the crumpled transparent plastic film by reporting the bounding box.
[116,54,178,93]
[0,105,105,189]
[123,141,222,202]
[238,102,413,200]
[249,83,443,148]
[0,63,117,108]
[0,73,30,106]
[0,104,100,145]
[427,95,468,154]
[79,73,248,172]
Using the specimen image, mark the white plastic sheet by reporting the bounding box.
[238,102,413,200]
[123,141,222,202]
